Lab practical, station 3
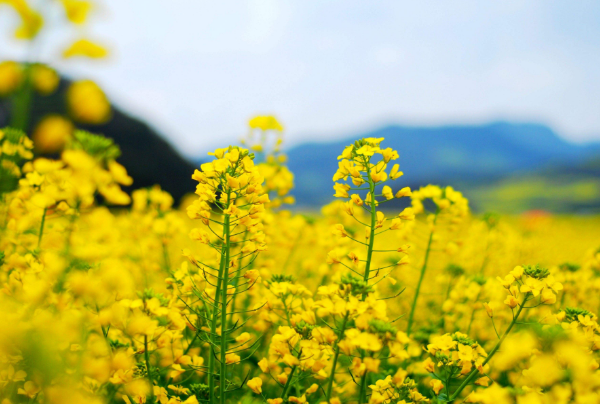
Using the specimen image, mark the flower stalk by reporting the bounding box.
[325,312,349,401]
[448,293,529,401]
[407,210,438,335]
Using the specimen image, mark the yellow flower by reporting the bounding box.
[283,353,300,367]
[504,295,519,309]
[395,186,411,198]
[338,145,353,160]
[208,148,227,159]
[18,381,41,398]
[213,158,230,172]
[427,334,456,354]
[0,61,23,95]
[258,358,270,373]
[398,207,415,220]
[333,183,350,198]
[540,288,556,304]
[369,375,392,393]
[61,0,92,24]
[63,38,109,59]
[382,185,394,200]
[381,148,399,163]
[332,223,348,237]
[520,277,543,296]
[431,379,444,395]
[32,64,59,94]
[247,377,262,394]
[225,353,241,364]
[236,332,252,344]
[390,218,403,230]
[8,2,44,40]
[390,164,403,180]
[545,276,563,292]
[484,302,493,318]
[510,265,524,279]
[423,357,435,372]
[32,115,73,154]
[375,211,385,228]
[67,80,111,123]
[497,274,515,289]
[355,144,378,157]
[249,115,284,131]
[108,160,133,186]
[154,386,168,403]
[244,269,260,282]
[457,344,475,362]
[168,385,190,395]
[3,366,27,382]
[189,228,210,243]
[351,194,363,205]
[370,170,387,183]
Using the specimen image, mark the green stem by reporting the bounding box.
[219,211,231,404]
[440,276,455,330]
[325,312,349,401]
[449,294,529,401]
[281,349,302,399]
[10,63,33,132]
[363,165,377,286]
[466,291,482,336]
[208,233,227,404]
[37,207,47,250]
[144,335,154,401]
[162,242,170,271]
[466,308,477,336]
[406,211,438,335]
[281,297,292,326]
[281,366,297,399]
[183,328,199,356]
[63,203,79,255]
[228,231,248,329]
[358,370,369,404]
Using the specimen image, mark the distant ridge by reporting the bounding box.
[285,122,600,210]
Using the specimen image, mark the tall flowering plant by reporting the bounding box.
[186,146,269,404]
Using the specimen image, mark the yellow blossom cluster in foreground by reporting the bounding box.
[1,122,600,404]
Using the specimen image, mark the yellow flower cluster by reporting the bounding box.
[497,264,563,308]
[242,115,294,208]
[423,332,490,396]
[0,125,599,404]
[411,184,469,218]
[0,127,34,179]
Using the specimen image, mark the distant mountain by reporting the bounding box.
[286,122,600,210]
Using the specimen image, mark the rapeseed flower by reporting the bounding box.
[0,124,598,404]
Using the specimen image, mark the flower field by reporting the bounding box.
[1,123,600,404]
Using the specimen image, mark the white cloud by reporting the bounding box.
[372,45,402,67]
[1,0,600,156]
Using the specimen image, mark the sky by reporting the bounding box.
[2,1,600,157]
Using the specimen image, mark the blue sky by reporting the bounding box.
[2,1,600,156]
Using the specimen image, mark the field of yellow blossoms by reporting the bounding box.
[1,120,600,404]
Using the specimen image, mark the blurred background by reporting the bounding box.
[1,0,600,212]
